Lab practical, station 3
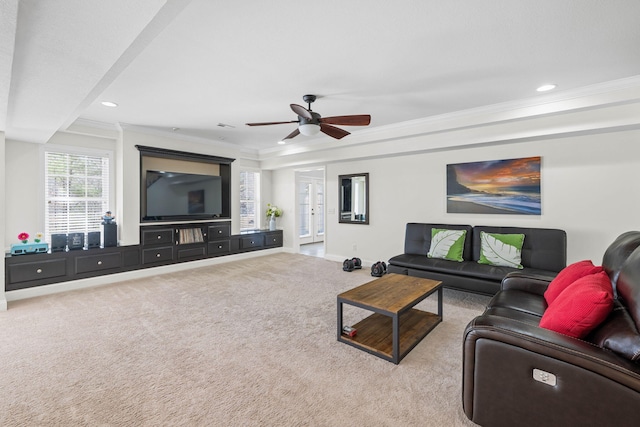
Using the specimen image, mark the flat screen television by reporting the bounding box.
[143,170,224,221]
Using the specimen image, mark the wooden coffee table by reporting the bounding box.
[337,273,443,364]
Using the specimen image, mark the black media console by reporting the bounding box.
[5,221,283,292]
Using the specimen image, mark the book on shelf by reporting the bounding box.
[178,228,204,244]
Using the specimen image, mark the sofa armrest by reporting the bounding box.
[464,314,640,390]
[463,314,640,426]
[500,271,555,295]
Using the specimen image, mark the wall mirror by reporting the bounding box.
[339,173,369,224]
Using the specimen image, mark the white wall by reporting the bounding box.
[4,132,117,250]
[317,129,640,266]
[1,131,6,310]
[5,139,41,247]
[271,168,296,250]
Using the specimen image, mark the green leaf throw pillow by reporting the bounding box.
[478,231,525,269]
[427,228,467,262]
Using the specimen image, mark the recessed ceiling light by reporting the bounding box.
[101,101,118,107]
[536,84,557,92]
[277,140,286,145]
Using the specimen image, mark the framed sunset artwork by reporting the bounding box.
[446,156,541,215]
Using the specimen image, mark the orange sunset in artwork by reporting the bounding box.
[446,157,541,215]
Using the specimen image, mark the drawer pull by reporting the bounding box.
[97,261,102,265]
[251,241,255,244]
[156,253,161,257]
[218,245,223,249]
[218,230,222,234]
[157,235,162,239]
[36,268,42,274]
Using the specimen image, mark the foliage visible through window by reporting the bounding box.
[44,151,110,244]
[240,170,260,231]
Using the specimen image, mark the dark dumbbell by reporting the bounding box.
[351,257,362,269]
[371,261,387,277]
[343,258,355,272]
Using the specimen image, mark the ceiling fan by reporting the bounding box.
[246,94,371,140]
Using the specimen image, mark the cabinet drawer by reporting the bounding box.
[142,228,174,246]
[208,240,230,255]
[75,252,122,274]
[142,246,173,264]
[265,232,283,247]
[208,224,231,240]
[8,259,67,284]
[177,246,206,260]
[241,235,264,249]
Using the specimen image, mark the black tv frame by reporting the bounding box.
[137,145,235,222]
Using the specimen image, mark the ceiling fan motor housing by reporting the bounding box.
[299,111,321,125]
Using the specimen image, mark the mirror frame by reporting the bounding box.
[338,173,369,225]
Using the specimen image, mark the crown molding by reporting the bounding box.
[258,75,640,165]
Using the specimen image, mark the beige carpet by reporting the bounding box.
[0,253,488,426]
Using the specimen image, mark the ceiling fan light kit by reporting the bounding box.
[299,123,321,136]
[246,94,371,141]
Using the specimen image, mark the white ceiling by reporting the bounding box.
[2,0,640,152]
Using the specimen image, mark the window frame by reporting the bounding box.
[41,144,115,243]
[239,168,261,231]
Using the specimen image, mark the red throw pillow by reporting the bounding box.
[544,260,604,305]
[540,271,614,338]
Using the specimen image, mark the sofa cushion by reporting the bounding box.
[427,228,467,262]
[478,231,524,269]
[590,300,640,362]
[472,226,567,272]
[544,260,604,305]
[539,271,614,338]
[388,254,556,283]
[403,223,473,258]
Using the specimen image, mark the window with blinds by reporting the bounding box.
[44,150,111,244]
[240,170,260,231]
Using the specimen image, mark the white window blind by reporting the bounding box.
[239,170,260,231]
[44,150,110,243]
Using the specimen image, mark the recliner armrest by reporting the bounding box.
[464,314,640,389]
[500,271,555,295]
[463,314,640,426]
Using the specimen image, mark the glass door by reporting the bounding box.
[298,177,324,245]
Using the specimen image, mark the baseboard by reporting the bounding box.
[6,247,284,303]
[325,253,375,268]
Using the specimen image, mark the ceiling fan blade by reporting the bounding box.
[320,114,371,126]
[283,128,300,140]
[246,120,298,126]
[290,104,313,119]
[320,123,350,140]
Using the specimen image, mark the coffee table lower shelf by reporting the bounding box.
[339,309,441,361]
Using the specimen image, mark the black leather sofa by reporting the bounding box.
[387,223,567,295]
[463,231,640,427]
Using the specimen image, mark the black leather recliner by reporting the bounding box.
[462,232,640,427]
